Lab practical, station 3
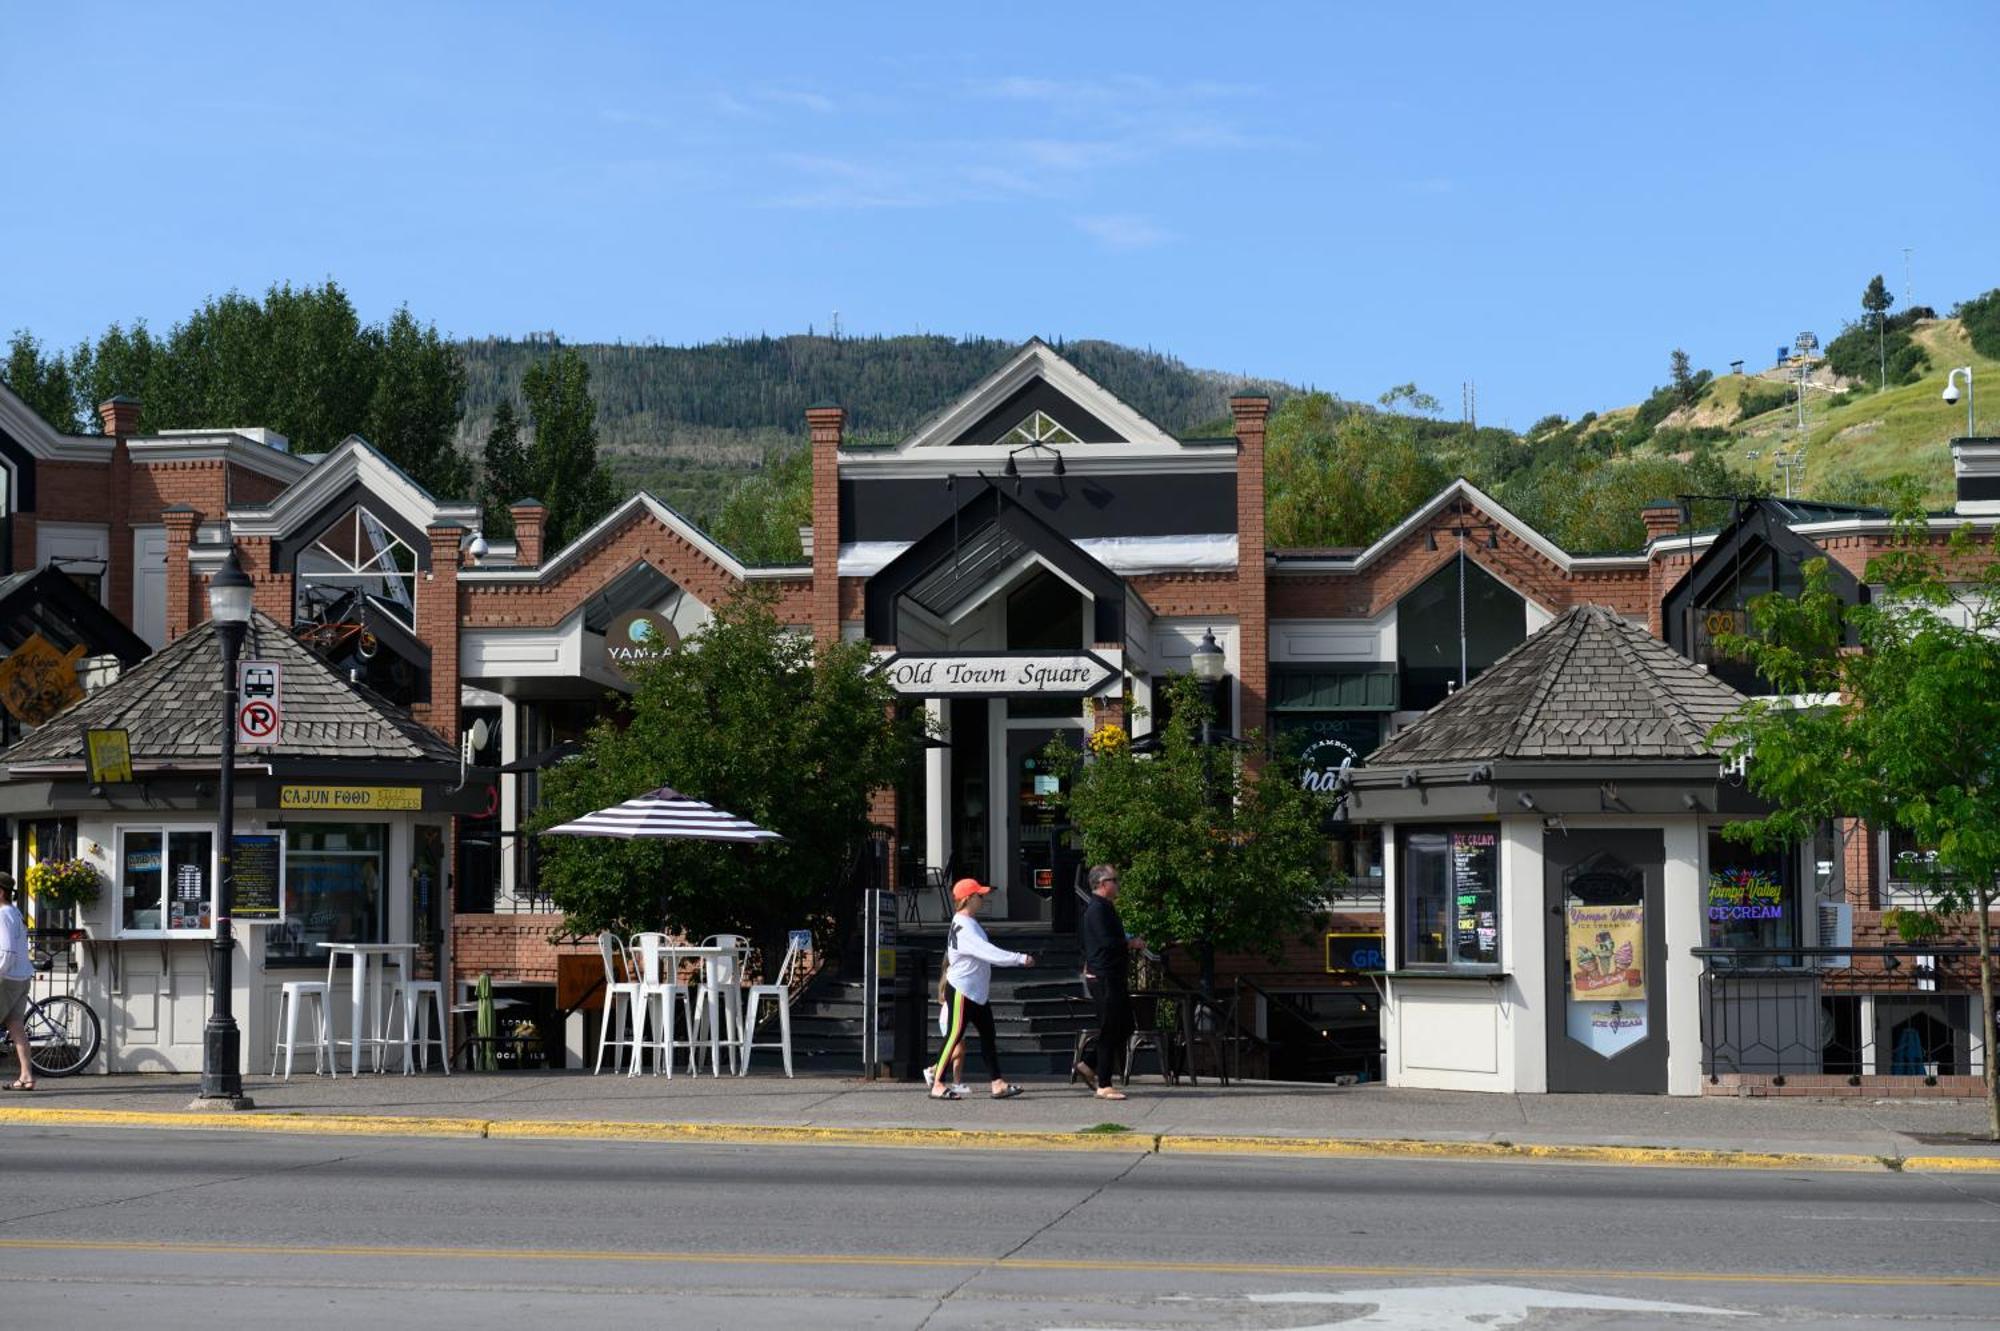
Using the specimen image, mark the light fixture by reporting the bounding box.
[1052,453,1065,477]
[207,547,254,625]
[1003,454,1019,479]
[1944,366,1974,436]
[465,532,490,564]
[1517,791,1537,810]
[1189,628,1225,683]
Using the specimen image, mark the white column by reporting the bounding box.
[925,697,949,873]
[498,700,522,901]
[1662,817,1705,1096]
[987,698,1007,905]
[1502,816,1548,1093]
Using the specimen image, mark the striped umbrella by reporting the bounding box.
[540,785,782,843]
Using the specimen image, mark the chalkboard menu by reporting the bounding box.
[1449,831,1499,965]
[232,833,284,922]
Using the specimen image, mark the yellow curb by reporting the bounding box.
[1901,1154,2000,1173]
[0,1107,489,1138]
[1158,1133,1892,1172]
[485,1119,1154,1152]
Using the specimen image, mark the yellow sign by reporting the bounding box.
[1567,903,1645,1002]
[0,633,87,725]
[281,785,423,811]
[85,728,134,783]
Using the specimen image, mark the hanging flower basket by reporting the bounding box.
[26,858,101,911]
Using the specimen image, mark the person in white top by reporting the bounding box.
[0,874,37,1090]
[930,877,1034,1100]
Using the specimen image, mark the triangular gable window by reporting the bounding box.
[998,410,1080,447]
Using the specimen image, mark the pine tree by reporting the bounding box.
[480,402,531,536]
[2,332,80,432]
[1670,348,1698,407]
[521,349,618,551]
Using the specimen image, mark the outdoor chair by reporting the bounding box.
[592,932,644,1075]
[387,972,451,1075]
[629,931,695,1077]
[1175,993,1235,1086]
[1066,982,1100,1085]
[1122,997,1178,1087]
[740,937,805,1076]
[691,934,752,1074]
[271,978,334,1079]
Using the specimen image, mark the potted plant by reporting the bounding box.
[26,858,101,915]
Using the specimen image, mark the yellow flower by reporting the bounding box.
[1088,722,1129,757]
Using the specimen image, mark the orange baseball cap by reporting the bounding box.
[951,877,994,904]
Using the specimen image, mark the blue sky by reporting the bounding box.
[5,2,1997,428]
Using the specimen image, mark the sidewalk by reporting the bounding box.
[5,1069,1996,1171]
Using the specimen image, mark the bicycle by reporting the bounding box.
[10,935,102,1078]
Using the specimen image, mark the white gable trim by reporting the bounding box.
[1271,479,1650,576]
[884,340,1181,455]
[225,435,478,539]
[0,381,114,463]
[458,491,752,584]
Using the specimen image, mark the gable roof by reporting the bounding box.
[883,340,1184,456]
[4,610,456,772]
[1368,605,1747,766]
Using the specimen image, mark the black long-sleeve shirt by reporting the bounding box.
[1081,892,1128,984]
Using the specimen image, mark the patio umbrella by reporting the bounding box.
[540,785,782,843]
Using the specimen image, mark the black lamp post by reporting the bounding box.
[1188,629,1227,1000]
[198,547,255,1108]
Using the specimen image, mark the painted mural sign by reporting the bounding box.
[1566,903,1644,1001]
[1707,865,1784,921]
[875,651,1116,697]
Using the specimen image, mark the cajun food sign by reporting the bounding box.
[1566,903,1645,1002]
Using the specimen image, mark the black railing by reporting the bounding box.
[1694,946,1990,1081]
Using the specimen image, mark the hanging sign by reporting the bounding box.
[85,728,134,784]
[876,651,1116,697]
[236,660,283,747]
[604,609,680,679]
[0,633,87,724]
[1567,903,1645,1001]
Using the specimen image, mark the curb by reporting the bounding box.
[3,1106,1995,1172]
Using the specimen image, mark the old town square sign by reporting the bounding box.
[875,651,1117,697]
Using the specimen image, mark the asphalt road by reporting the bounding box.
[0,1127,1995,1330]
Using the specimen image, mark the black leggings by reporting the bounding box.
[934,983,1002,1084]
[1084,980,1132,1085]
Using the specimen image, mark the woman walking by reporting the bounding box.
[931,877,1034,1100]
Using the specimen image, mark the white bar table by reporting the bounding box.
[320,943,418,1076]
[664,944,732,1076]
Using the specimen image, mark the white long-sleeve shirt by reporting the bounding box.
[943,911,1028,1006]
[0,903,33,981]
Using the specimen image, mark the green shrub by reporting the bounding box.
[1734,383,1792,423]
[1956,290,2000,360]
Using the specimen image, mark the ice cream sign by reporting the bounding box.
[1707,866,1784,922]
[1565,903,1644,1002]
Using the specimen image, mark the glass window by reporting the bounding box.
[116,826,214,935]
[266,823,386,967]
[1705,832,1796,950]
[1399,828,1500,970]
[1396,558,1527,712]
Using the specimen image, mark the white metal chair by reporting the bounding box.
[593,932,644,1074]
[629,932,695,1077]
[271,979,334,1079]
[740,938,805,1077]
[691,934,751,1074]
[387,968,452,1075]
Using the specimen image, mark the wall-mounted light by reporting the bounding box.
[1517,791,1537,810]
[1401,770,1421,789]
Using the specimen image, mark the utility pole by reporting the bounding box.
[1904,247,1914,308]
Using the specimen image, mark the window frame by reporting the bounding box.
[264,820,390,969]
[1396,825,1503,974]
[113,822,218,939]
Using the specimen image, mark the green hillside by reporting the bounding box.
[456,334,1295,522]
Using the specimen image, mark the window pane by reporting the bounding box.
[166,831,214,931]
[1396,559,1526,712]
[269,822,387,967]
[122,831,163,932]
[1705,833,1794,950]
[1402,832,1450,964]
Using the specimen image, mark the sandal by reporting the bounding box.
[1094,1087,1128,1101]
[929,1086,963,1100]
[991,1084,1024,1099]
[6,1080,34,1091]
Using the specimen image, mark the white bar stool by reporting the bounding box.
[692,935,749,1075]
[593,933,643,1074]
[741,939,802,1078]
[389,976,452,1074]
[630,933,694,1078]
[271,980,334,1079]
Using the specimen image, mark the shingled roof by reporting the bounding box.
[4,611,455,771]
[1368,604,1748,766]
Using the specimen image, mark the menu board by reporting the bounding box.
[1449,831,1500,965]
[231,834,284,922]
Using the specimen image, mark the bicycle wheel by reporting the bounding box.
[27,995,101,1077]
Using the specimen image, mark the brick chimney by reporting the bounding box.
[1640,499,1685,544]
[806,404,845,646]
[96,395,141,438]
[509,499,548,567]
[1230,394,1271,745]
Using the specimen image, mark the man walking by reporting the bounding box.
[1076,864,1143,1101]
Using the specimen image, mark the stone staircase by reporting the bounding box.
[784,926,1093,1076]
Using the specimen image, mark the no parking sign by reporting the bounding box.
[236,661,282,747]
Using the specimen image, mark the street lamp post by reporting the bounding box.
[198,547,255,1108]
[1188,629,1226,1000]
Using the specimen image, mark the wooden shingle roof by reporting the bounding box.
[4,611,454,770]
[1369,605,1748,766]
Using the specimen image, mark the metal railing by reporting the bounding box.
[1694,945,1990,1081]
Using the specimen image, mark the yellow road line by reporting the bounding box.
[0,1236,1995,1289]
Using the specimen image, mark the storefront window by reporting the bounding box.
[1398,827,1500,970]
[1884,826,1954,905]
[1705,832,1796,951]
[117,826,215,934]
[267,823,386,967]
